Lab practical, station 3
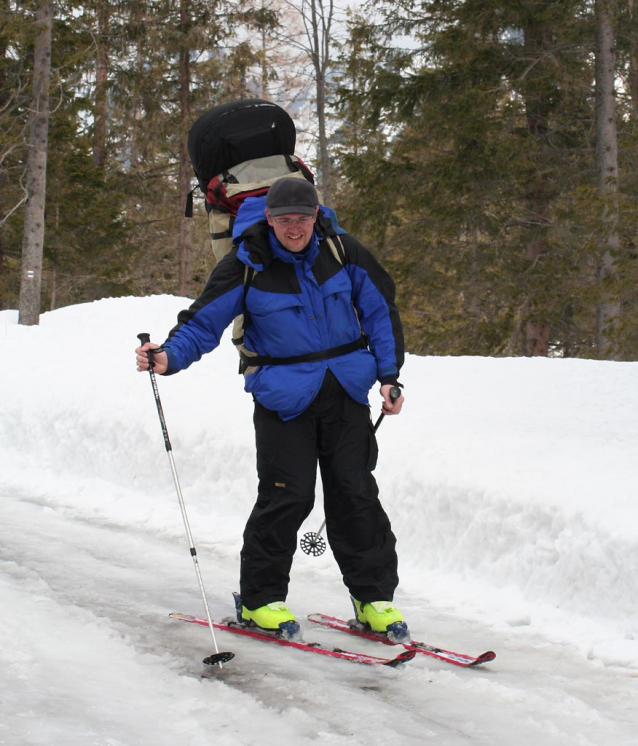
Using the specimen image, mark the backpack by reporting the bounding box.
[185,98,361,374]
[186,98,314,262]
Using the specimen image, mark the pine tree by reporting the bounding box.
[0,2,29,309]
[334,0,626,358]
[595,0,621,358]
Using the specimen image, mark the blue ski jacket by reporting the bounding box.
[162,197,404,420]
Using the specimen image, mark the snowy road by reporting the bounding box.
[2,490,636,746]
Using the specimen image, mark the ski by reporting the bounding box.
[307,613,496,668]
[169,613,416,667]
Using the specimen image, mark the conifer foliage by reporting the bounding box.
[1,0,254,315]
[333,0,638,359]
[2,1,638,359]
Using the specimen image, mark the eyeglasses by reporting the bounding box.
[271,215,316,227]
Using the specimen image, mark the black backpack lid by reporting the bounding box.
[188,99,297,193]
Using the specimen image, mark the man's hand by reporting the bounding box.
[136,342,169,375]
[380,384,404,415]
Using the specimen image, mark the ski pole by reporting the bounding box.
[137,333,234,667]
[371,385,402,435]
[300,386,402,557]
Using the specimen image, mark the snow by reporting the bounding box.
[1,295,637,746]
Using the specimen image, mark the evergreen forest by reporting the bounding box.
[3,0,638,360]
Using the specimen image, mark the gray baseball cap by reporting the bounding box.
[266,178,318,216]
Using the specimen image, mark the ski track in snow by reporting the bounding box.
[1,491,636,746]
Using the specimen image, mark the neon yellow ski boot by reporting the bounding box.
[352,599,410,643]
[240,600,301,640]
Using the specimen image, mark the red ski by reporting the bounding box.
[307,613,496,668]
[170,613,415,667]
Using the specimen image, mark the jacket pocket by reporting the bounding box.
[245,291,313,358]
[320,274,362,343]
[247,290,304,318]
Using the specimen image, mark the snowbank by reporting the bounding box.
[1,296,637,671]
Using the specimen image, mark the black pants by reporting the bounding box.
[240,369,399,609]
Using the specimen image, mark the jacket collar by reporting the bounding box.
[237,218,323,270]
[268,229,319,265]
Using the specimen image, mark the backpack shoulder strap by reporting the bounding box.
[231,264,260,375]
[243,264,256,300]
[325,234,347,266]
[237,264,257,335]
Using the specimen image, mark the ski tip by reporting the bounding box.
[384,649,416,667]
[469,651,497,666]
[203,651,235,666]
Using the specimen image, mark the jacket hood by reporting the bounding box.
[233,196,268,239]
[234,195,338,271]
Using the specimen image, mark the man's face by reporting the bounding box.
[266,208,318,253]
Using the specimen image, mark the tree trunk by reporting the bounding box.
[50,264,57,311]
[260,0,268,98]
[522,17,551,357]
[307,0,332,205]
[177,0,192,296]
[19,1,54,326]
[315,65,332,205]
[93,0,110,169]
[126,40,143,223]
[595,0,621,359]
[629,0,638,118]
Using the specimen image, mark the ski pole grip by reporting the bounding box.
[373,386,402,433]
[137,332,155,368]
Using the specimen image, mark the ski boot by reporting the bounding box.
[233,593,302,641]
[351,598,411,644]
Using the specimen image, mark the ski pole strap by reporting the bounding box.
[238,335,368,370]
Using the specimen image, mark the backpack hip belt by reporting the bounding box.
[236,335,368,374]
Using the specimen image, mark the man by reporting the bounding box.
[136,177,408,641]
